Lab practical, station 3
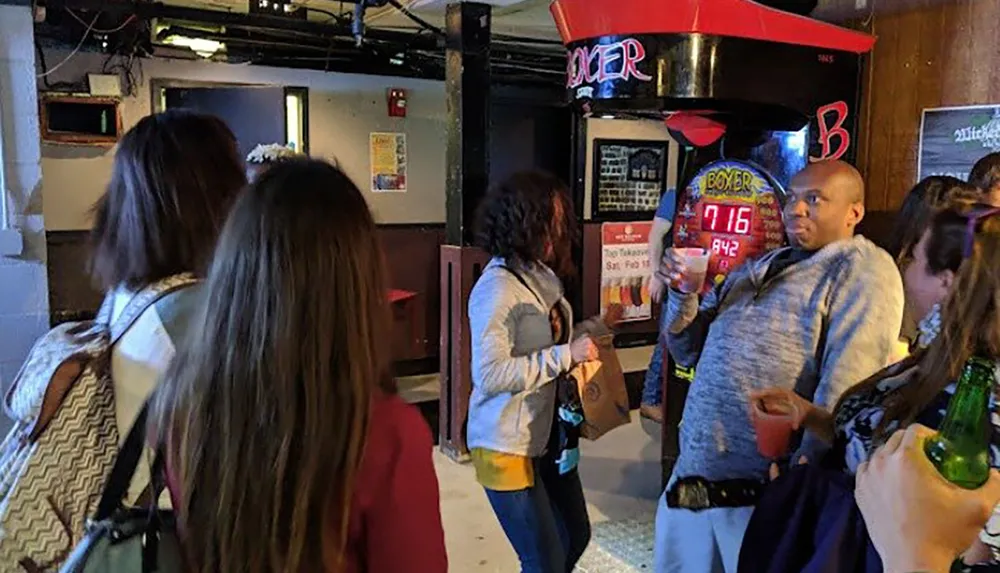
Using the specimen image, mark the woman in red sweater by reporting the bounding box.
[150,159,447,573]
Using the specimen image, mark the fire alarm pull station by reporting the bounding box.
[387,88,407,118]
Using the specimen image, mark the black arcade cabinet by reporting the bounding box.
[550,0,875,483]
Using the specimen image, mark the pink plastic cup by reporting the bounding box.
[752,396,799,459]
[674,248,710,294]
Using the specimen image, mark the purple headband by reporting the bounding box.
[964,207,1000,258]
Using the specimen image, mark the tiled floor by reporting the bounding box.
[577,516,657,572]
[436,414,662,572]
[404,344,661,572]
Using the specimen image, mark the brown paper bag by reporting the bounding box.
[570,334,631,440]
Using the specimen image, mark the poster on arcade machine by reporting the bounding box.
[673,160,785,292]
[600,222,653,323]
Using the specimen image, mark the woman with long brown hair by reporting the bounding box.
[92,109,246,505]
[739,202,1000,572]
[884,176,979,356]
[885,175,980,267]
[150,159,447,572]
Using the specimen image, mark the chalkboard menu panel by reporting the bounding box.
[918,105,1000,182]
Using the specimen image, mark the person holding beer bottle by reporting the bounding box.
[858,425,1000,573]
[740,202,1000,572]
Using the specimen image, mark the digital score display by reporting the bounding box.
[672,160,786,293]
[701,203,753,235]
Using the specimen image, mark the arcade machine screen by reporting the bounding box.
[672,159,786,292]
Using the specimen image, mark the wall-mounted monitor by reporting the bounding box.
[39,94,122,147]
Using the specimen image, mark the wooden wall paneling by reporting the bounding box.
[943,0,973,105]
[989,11,1000,101]
[437,246,490,460]
[858,0,1000,214]
[949,0,979,106]
[914,2,945,117]
[46,231,101,325]
[47,226,447,364]
[987,2,1000,103]
[855,48,872,191]
[863,12,900,212]
[934,2,959,105]
[886,9,925,207]
[378,225,446,362]
[967,0,994,102]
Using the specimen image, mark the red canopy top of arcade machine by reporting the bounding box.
[550,0,875,54]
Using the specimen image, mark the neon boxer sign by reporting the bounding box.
[566,38,654,90]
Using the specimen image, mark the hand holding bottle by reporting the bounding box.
[856,424,1000,573]
[924,356,994,489]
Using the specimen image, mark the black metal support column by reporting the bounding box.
[444,2,491,246]
[438,2,491,460]
[568,113,587,319]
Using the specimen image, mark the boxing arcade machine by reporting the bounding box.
[550,0,874,483]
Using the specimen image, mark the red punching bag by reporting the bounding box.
[664,112,727,148]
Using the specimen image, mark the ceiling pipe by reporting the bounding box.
[39,0,566,85]
[41,0,442,50]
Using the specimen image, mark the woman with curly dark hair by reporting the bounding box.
[467,171,617,573]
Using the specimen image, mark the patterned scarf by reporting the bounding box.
[915,303,942,350]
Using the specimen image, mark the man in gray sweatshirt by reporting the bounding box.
[652,161,904,573]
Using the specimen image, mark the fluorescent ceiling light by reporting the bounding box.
[163,35,225,58]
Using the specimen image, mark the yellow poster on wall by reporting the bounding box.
[370,132,407,193]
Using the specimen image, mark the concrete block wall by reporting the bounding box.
[0,2,50,429]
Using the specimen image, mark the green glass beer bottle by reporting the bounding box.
[924,356,994,489]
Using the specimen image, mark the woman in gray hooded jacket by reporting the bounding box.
[466,171,615,573]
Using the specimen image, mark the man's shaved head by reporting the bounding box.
[784,160,866,250]
[791,160,866,204]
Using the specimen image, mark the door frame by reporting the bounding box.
[151,79,310,154]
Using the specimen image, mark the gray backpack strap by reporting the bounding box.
[94,294,115,327]
[108,273,199,345]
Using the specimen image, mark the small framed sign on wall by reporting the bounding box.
[918,104,1000,182]
[592,139,668,221]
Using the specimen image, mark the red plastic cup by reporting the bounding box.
[752,396,799,459]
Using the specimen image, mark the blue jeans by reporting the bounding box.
[484,459,591,573]
[642,306,669,406]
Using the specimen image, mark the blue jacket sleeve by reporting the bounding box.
[663,279,725,369]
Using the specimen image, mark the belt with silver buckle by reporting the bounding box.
[666,476,765,511]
